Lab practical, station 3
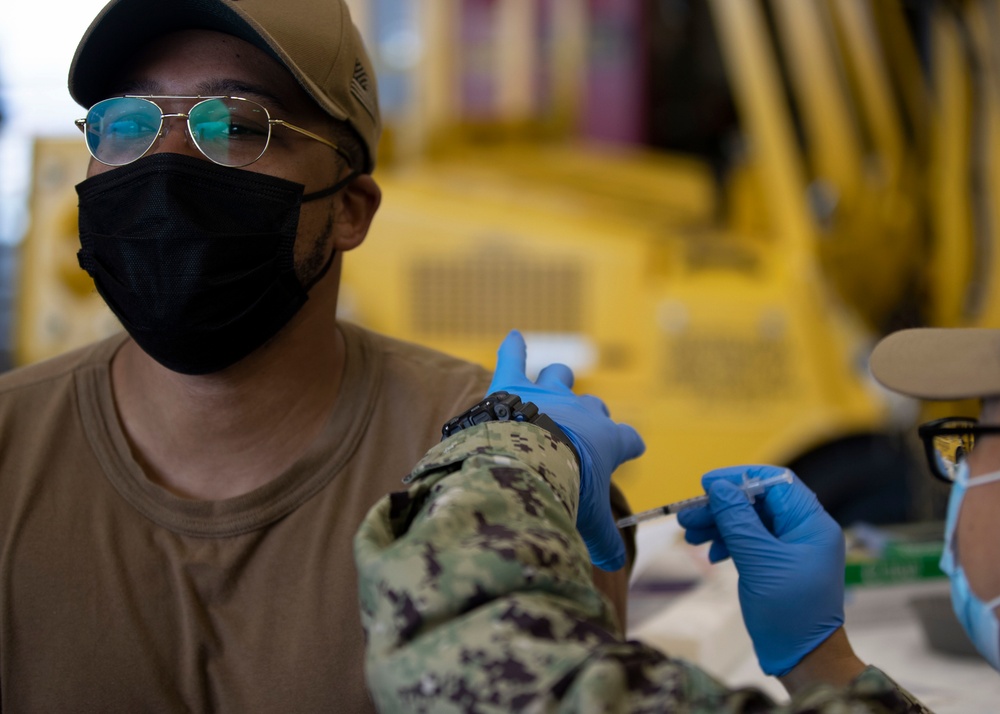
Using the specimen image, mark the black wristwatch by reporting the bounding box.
[442,391,580,465]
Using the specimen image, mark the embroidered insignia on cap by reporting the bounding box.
[351,58,376,119]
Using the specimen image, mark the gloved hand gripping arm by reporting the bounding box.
[485,330,645,571]
[677,465,866,686]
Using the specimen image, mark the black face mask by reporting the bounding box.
[77,153,357,375]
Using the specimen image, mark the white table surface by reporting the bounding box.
[722,581,1000,712]
[626,520,1000,713]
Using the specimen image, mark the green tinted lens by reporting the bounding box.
[85,97,162,166]
[188,98,271,167]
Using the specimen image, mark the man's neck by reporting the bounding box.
[110,314,346,501]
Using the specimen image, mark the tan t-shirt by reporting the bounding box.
[0,322,491,713]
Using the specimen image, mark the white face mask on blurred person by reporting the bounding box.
[940,461,1000,670]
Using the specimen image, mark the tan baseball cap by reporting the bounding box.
[870,328,1000,400]
[68,0,381,172]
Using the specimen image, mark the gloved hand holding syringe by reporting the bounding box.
[616,469,793,528]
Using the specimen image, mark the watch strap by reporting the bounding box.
[442,391,580,466]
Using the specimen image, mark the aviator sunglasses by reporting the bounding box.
[76,95,351,168]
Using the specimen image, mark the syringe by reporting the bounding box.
[615,469,793,528]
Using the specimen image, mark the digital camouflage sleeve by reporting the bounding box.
[354,422,932,714]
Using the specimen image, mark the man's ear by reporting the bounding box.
[334,175,381,252]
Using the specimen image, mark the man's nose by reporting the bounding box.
[151,114,204,159]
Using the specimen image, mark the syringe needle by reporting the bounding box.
[615,469,792,529]
[615,505,670,529]
[615,494,709,528]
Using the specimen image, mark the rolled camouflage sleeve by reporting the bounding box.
[354,422,933,714]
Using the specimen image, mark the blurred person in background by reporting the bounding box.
[354,329,957,712]
[870,328,1000,673]
[0,1,632,710]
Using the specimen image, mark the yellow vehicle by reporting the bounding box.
[926,0,1000,332]
[342,0,939,522]
[14,1,995,524]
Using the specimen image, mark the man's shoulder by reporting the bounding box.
[340,323,491,430]
[0,334,124,399]
[343,322,491,384]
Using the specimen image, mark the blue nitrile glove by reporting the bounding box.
[486,330,645,571]
[676,465,845,676]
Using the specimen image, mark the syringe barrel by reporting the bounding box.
[742,470,793,501]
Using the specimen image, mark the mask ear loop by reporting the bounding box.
[966,469,1000,488]
[302,169,361,202]
[300,169,362,291]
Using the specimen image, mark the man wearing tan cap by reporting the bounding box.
[0,1,632,710]
[870,327,1000,672]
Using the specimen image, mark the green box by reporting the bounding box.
[844,522,946,586]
